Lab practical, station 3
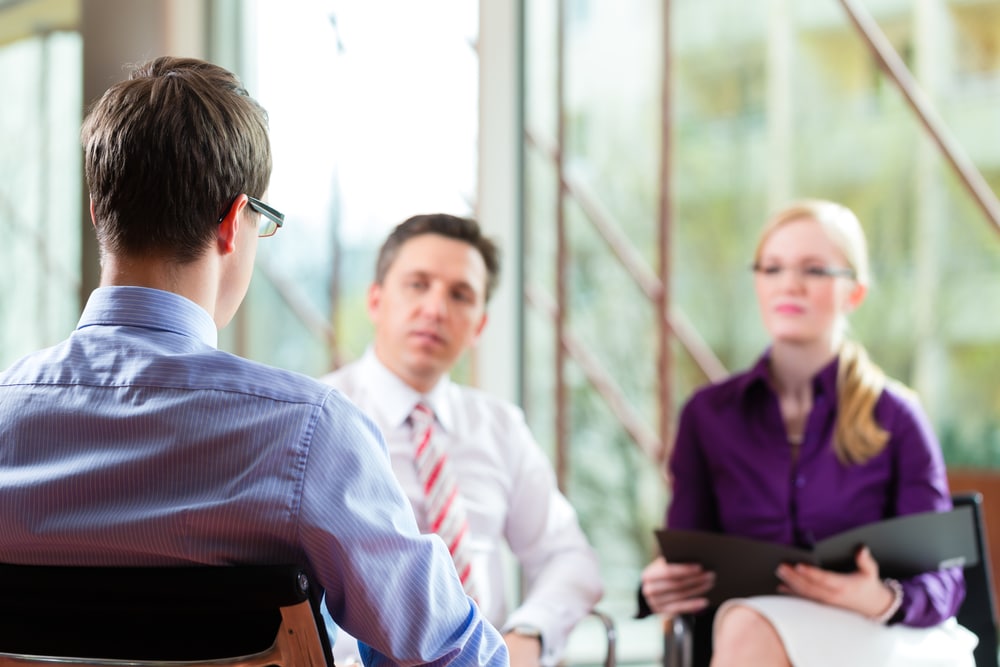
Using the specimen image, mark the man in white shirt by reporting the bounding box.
[321,213,603,667]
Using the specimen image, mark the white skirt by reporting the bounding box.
[715,596,979,667]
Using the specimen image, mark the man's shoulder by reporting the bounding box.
[0,340,367,445]
[208,352,342,407]
[0,344,59,384]
[2,328,340,410]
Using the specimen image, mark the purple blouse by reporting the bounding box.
[666,351,963,628]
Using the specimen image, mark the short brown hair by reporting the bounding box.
[375,213,501,301]
[82,57,271,263]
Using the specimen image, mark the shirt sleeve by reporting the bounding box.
[886,391,965,628]
[298,392,509,666]
[665,394,721,533]
[636,394,722,619]
[499,408,604,666]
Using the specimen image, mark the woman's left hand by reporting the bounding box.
[775,546,896,619]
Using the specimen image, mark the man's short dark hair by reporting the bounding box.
[81,56,271,263]
[375,213,501,301]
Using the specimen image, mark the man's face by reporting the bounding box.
[368,233,489,393]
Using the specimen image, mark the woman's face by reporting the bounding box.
[753,216,865,348]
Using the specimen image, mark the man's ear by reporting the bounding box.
[366,282,382,322]
[471,312,488,343]
[89,198,97,228]
[217,195,249,255]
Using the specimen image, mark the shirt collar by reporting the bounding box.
[813,354,840,397]
[736,347,840,401]
[77,286,218,348]
[734,350,772,397]
[359,347,455,432]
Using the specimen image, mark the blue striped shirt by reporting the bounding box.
[0,286,507,667]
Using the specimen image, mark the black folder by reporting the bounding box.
[655,506,978,608]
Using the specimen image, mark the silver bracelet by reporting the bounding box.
[870,578,904,624]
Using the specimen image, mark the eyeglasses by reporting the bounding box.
[751,263,856,281]
[246,195,285,237]
[218,195,285,237]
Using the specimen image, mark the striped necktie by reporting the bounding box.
[411,402,477,599]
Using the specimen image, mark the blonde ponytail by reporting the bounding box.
[834,340,890,464]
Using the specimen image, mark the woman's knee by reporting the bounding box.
[712,604,790,666]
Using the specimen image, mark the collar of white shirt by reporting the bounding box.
[359,346,456,434]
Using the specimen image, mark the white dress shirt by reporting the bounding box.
[321,347,603,665]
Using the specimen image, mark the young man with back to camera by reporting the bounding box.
[0,57,507,667]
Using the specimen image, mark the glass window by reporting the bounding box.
[241,0,479,377]
[0,31,82,370]
[524,0,1000,658]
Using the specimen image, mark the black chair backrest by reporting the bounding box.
[953,492,999,667]
[0,562,332,663]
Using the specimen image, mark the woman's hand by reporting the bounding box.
[641,556,715,616]
[775,546,897,619]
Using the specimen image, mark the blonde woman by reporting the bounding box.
[639,200,977,666]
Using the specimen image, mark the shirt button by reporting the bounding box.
[795,476,805,488]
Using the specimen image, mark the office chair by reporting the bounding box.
[953,492,999,667]
[663,492,999,667]
[585,608,618,667]
[661,610,710,667]
[0,562,333,667]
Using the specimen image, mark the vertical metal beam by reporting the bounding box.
[656,0,673,467]
[515,0,527,411]
[911,0,945,418]
[477,0,523,405]
[325,13,344,371]
[555,0,569,493]
[37,33,51,339]
[80,0,209,302]
[766,0,793,211]
[328,189,343,370]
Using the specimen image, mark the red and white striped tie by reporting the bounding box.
[411,402,477,599]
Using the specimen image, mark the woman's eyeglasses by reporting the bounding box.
[751,264,856,281]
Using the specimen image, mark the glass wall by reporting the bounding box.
[241,0,480,378]
[7,1,1000,662]
[0,31,82,369]
[524,0,670,633]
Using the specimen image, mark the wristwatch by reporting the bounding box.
[508,624,543,647]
